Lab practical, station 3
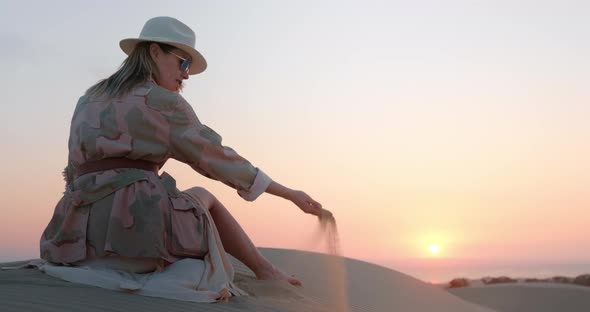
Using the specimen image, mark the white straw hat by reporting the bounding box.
[120,16,207,75]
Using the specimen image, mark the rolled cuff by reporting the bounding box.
[237,169,272,201]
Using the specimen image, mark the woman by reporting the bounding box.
[40,16,323,300]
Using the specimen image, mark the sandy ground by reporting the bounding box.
[1,247,498,312]
[450,282,590,312]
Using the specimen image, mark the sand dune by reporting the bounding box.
[1,248,495,312]
[450,283,590,312]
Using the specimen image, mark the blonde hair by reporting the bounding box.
[85,42,176,98]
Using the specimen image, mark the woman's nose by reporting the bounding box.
[181,71,189,80]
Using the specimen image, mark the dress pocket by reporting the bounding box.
[160,172,209,258]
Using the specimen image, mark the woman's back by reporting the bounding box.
[68,82,178,170]
[43,82,212,265]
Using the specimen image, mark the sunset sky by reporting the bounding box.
[1,0,588,281]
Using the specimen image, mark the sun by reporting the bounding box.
[429,244,440,254]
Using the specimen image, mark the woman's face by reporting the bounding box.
[150,43,191,93]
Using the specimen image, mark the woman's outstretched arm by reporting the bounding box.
[265,181,323,217]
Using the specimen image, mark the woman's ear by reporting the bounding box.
[149,43,161,61]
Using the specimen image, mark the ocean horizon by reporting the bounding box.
[372,258,590,283]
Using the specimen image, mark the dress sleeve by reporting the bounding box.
[150,91,271,201]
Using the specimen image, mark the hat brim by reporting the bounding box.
[120,38,207,75]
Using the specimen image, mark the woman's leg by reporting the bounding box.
[187,187,301,286]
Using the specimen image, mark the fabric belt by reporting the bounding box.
[75,158,159,177]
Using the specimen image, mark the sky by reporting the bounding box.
[0,0,589,281]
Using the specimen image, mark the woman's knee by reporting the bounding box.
[183,187,216,210]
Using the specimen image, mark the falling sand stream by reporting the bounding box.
[315,208,350,312]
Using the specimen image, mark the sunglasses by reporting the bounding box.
[169,51,191,74]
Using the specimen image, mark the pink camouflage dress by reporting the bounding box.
[40,80,271,280]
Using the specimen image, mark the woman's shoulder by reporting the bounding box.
[140,82,188,112]
[79,82,191,116]
[80,81,182,104]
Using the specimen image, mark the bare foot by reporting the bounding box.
[255,264,303,287]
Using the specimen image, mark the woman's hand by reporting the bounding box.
[265,181,323,217]
[289,190,323,217]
